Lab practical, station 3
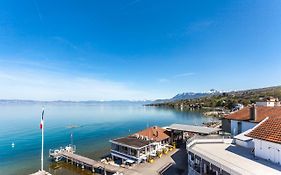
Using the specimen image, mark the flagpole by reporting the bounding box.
[41,108,44,171]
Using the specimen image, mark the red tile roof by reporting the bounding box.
[224,106,281,122]
[135,126,170,142]
[246,117,281,144]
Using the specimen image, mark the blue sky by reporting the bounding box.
[0,0,281,100]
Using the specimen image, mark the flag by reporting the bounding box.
[40,108,44,129]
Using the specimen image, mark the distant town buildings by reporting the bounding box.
[256,97,281,107]
[232,103,244,111]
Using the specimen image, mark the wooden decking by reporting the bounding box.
[50,150,141,175]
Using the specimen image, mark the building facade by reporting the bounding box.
[254,139,281,164]
[186,135,281,175]
[110,126,171,164]
[110,136,152,164]
[246,116,281,165]
[223,102,281,136]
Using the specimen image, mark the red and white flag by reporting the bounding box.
[40,108,44,129]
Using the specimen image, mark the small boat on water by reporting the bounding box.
[66,125,80,129]
[49,145,76,162]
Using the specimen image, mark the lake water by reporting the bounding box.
[0,103,217,175]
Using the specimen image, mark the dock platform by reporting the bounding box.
[49,146,140,175]
[30,170,52,175]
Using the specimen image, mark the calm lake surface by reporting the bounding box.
[0,103,217,175]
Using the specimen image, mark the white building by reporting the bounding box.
[256,97,281,107]
[222,103,281,136]
[110,136,153,164]
[136,126,171,151]
[246,116,281,165]
[233,117,270,149]
[186,135,281,175]
[110,126,171,164]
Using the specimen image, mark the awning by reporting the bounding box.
[125,159,135,164]
[168,123,221,134]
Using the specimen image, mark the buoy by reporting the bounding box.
[11,142,15,148]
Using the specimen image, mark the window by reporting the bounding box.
[237,122,242,134]
[131,149,137,156]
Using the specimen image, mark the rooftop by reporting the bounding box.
[190,141,281,175]
[111,136,150,149]
[224,106,281,122]
[234,128,254,141]
[246,117,281,144]
[136,126,170,142]
[167,123,220,134]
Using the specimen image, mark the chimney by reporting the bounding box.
[250,104,257,121]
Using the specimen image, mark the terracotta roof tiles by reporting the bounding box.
[246,117,281,144]
[135,126,170,142]
[224,106,281,122]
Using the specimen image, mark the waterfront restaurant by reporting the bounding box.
[110,126,171,164]
[136,126,171,151]
[110,136,152,164]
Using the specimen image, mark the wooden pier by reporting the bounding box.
[49,148,140,175]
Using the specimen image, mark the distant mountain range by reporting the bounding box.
[148,85,281,109]
[0,99,153,105]
[0,89,221,105]
[2,86,280,107]
[152,89,221,104]
[171,89,221,101]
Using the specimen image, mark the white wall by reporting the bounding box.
[231,120,256,136]
[254,139,281,165]
[256,101,275,107]
[236,139,254,148]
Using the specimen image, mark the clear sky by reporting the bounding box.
[0,0,281,100]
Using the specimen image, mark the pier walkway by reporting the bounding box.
[50,149,141,175]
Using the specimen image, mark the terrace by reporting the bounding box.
[187,137,281,175]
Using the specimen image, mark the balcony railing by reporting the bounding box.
[186,135,233,149]
[188,165,201,175]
